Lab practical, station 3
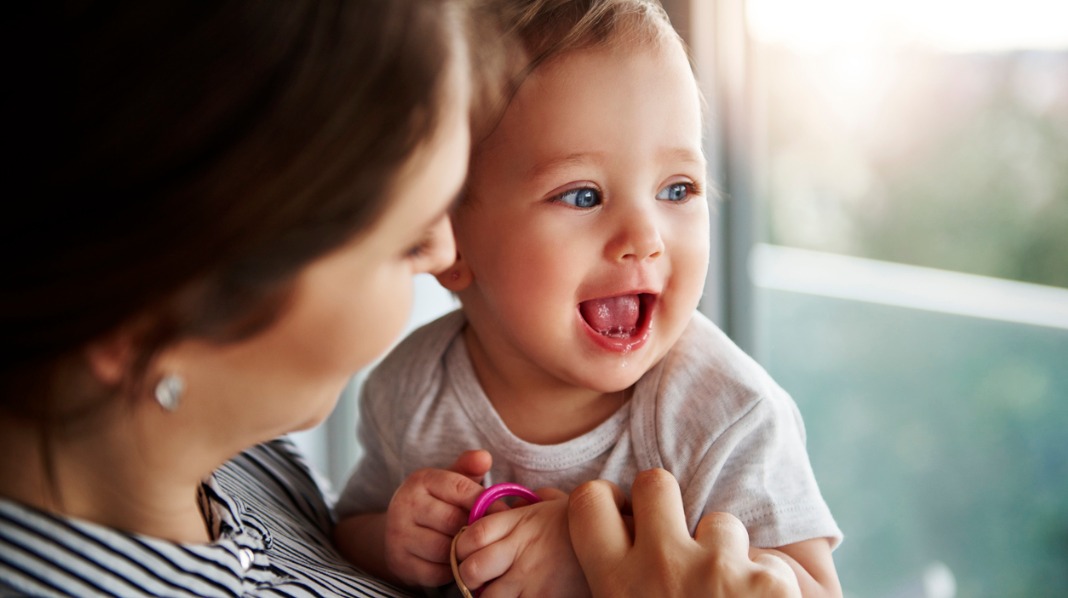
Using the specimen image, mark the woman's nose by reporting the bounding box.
[423,215,457,275]
[607,207,665,262]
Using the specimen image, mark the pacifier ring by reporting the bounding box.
[450,483,542,597]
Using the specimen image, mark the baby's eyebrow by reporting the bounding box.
[527,152,606,179]
[659,146,707,170]
[528,148,706,179]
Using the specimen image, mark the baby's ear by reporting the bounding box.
[435,253,473,292]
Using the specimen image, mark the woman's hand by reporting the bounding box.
[568,468,801,598]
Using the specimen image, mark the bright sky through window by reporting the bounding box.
[747,0,1068,52]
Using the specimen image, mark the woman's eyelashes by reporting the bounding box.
[405,236,433,259]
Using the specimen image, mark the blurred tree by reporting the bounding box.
[763,50,1068,290]
[854,54,1068,288]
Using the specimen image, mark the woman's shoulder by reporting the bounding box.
[218,437,326,506]
[217,440,416,596]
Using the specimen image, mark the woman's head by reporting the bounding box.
[1,1,471,424]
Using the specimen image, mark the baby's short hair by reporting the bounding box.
[500,0,680,73]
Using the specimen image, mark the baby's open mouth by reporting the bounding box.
[578,293,653,338]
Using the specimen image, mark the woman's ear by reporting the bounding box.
[435,252,473,292]
[83,330,133,387]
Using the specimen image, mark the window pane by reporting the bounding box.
[746,1,1068,595]
[753,247,1068,596]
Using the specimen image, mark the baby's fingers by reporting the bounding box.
[456,530,517,591]
[453,511,518,559]
[404,525,458,565]
[385,526,456,587]
[396,552,455,588]
[449,449,493,482]
[410,495,470,535]
[423,468,489,510]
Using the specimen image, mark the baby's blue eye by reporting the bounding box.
[557,187,601,208]
[656,183,692,202]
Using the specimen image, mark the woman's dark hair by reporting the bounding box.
[0,0,464,419]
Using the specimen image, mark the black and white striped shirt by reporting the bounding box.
[0,438,411,597]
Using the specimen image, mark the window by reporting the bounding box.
[712,0,1068,594]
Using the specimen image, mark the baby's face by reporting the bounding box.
[453,37,709,396]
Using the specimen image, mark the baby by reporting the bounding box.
[336,0,843,595]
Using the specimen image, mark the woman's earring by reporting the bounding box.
[154,374,185,412]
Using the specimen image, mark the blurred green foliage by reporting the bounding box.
[854,55,1068,288]
[761,50,1068,290]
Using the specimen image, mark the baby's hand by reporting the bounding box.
[384,450,492,587]
[453,488,591,597]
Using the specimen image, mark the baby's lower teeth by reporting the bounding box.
[601,326,636,338]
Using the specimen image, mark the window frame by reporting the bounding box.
[663,0,756,352]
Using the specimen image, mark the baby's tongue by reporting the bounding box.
[580,295,640,337]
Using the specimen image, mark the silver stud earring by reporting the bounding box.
[154,374,185,412]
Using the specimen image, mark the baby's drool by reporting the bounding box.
[580,295,640,338]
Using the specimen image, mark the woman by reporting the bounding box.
[0,1,801,596]
[2,1,468,594]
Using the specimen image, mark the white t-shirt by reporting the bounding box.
[338,310,842,549]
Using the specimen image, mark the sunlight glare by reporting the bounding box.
[748,0,1068,52]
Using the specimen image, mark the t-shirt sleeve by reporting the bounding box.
[644,314,843,550]
[685,387,842,549]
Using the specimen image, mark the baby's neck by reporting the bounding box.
[462,325,633,444]
[483,377,631,445]
[494,386,630,445]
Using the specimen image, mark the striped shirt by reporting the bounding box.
[0,438,412,597]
